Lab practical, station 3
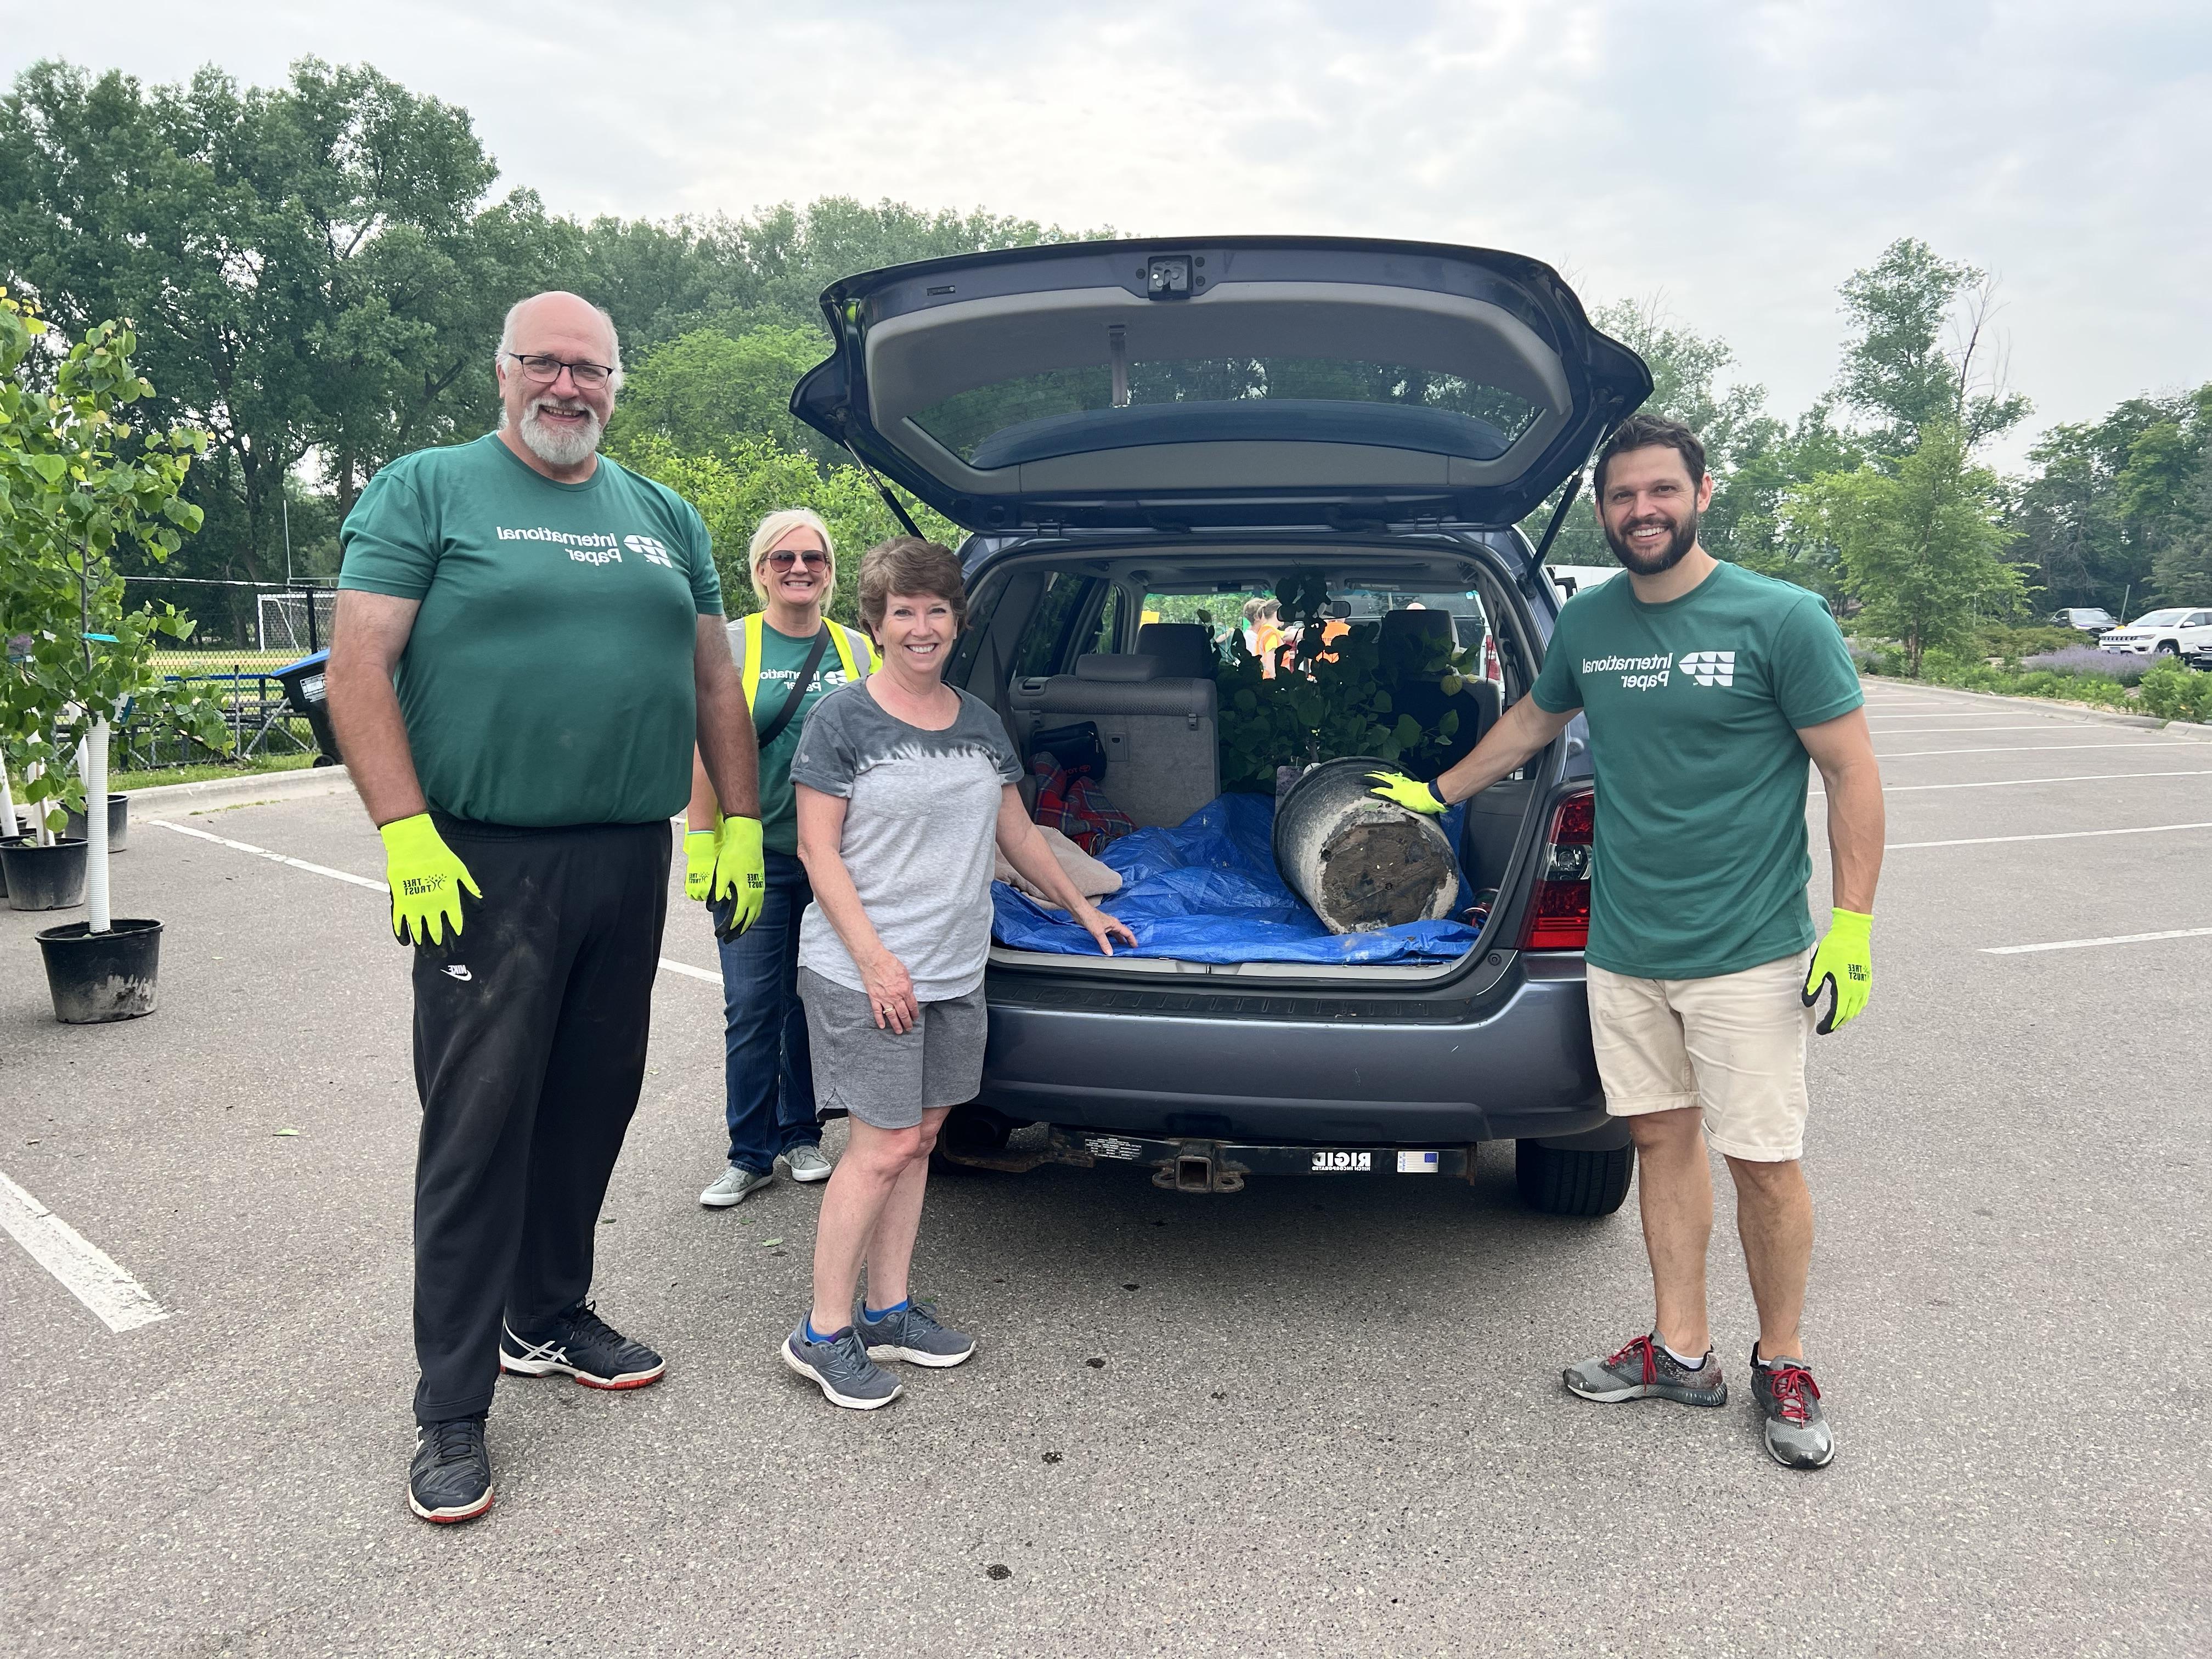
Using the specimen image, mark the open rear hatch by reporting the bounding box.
[792,236,1650,533]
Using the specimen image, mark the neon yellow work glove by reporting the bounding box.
[683,828,717,902]
[1802,908,1873,1035]
[378,813,481,946]
[1367,770,1447,815]
[712,814,765,940]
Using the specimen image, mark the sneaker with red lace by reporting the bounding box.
[1750,1346,1833,1468]
[1561,1332,1728,1406]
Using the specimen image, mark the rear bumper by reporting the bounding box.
[979,955,1607,1144]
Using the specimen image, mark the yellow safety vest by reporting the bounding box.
[740,612,877,714]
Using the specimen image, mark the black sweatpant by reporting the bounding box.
[409,815,672,1425]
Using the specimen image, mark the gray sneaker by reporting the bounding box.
[777,1144,834,1183]
[781,1322,903,1410]
[1750,1348,1835,1469]
[857,1299,975,1368]
[1562,1332,1728,1406]
[699,1164,774,1208]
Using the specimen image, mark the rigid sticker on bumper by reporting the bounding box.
[1397,1150,1441,1173]
[1311,1150,1372,1172]
[1085,1137,1144,1162]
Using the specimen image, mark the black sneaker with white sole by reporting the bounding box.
[409,1417,493,1523]
[500,1300,666,1390]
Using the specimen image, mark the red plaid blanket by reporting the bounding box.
[1029,752,1137,855]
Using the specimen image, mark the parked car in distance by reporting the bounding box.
[2096,608,2212,656]
[2050,606,2117,636]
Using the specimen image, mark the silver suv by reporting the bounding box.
[795,237,1650,1215]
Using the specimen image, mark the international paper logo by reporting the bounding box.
[1680,649,1735,688]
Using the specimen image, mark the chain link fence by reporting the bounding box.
[117,577,335,769]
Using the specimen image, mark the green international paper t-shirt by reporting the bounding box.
[337,433,722,827]
[1530,560,1863,980]
[738,617,870,856]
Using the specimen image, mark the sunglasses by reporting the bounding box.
[766,549,830,570]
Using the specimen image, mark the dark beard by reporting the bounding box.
[1605,507,1698,574]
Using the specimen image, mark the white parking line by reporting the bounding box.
[148,817,719,990]
[149,817,387,891]
[1889,821,2212,850]
[1872,724,2105,735]
[0,1167,169,1333]
[1983,927,2212,956]
[1809,768,2212,798]
[1880,741,2199,759]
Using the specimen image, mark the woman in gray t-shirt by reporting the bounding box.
[780,538,1133,1411]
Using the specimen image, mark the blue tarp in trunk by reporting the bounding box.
[991,791,1482,967]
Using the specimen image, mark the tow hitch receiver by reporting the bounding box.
[931,1126,1475,1188]
[1154,1142,1244,1195]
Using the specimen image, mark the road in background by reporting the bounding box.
[1,682,2205,1656]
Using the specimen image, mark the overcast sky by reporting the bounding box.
[6,0,2208,468]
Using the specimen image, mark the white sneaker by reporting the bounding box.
[777,1144,835,1183]
[699,1164,774,1208]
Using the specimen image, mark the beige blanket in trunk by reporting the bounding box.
[995,826,1122,907]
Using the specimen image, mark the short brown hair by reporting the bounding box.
[1592,412,1707,498]
[857,537,966,637]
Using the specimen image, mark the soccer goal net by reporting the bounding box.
[256,590,337,656]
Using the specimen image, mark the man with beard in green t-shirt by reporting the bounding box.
[330,291,765,1524]
[1369,413,1884,1470]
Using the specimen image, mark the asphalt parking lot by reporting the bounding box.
[3,678,2207,1658]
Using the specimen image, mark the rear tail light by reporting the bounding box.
[1520,788,1594,950]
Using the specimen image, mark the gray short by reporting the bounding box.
[797,967,989,1131]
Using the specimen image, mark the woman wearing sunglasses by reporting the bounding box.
[688,510,877,1207]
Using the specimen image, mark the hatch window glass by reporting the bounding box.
[912,357,1540,471]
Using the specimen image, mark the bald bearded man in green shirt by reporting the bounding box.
[330,291,764,1525]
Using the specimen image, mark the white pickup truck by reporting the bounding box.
[2097,608,2212,656]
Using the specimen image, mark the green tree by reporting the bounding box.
[0,58,551,597]
[1521,298,1784,569]
[606,325,832,465]
[0,295,227,872]
[2012,386,2212,612]
[616,435,959,624]
[1787,421,2026,674]
[1833,237,2030,455]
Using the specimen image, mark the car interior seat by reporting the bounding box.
[1379,608,1489,770]
[1135,621,1219,679]
[1008,651,1218,828]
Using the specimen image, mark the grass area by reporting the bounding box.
[112,752,323,792]
[154,648,309,676]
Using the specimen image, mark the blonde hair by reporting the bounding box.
[747,509,836,592]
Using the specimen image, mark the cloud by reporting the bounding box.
[7,0,2208,461]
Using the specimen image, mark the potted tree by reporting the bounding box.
[0,291,225,1020]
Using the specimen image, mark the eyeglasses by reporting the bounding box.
[767,549,830,569]
[504,352,616,388]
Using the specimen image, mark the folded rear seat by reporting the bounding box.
[1008,651,1218,828]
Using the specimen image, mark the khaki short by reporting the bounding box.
[1585,949,1815,1163]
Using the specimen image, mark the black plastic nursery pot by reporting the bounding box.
[1,837,89,911]
[36,918,163,1023]
[0,834,18,898]
[64,792,129,851]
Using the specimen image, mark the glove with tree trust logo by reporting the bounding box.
[378,813,481,946]
[683,828,718,903]
[1367,770,1447,815]
[709,813,765,941]
[1802,908,1873,1034]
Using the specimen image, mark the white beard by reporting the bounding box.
[517,397,604,467]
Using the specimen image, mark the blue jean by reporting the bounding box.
[719,848,820,1173]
